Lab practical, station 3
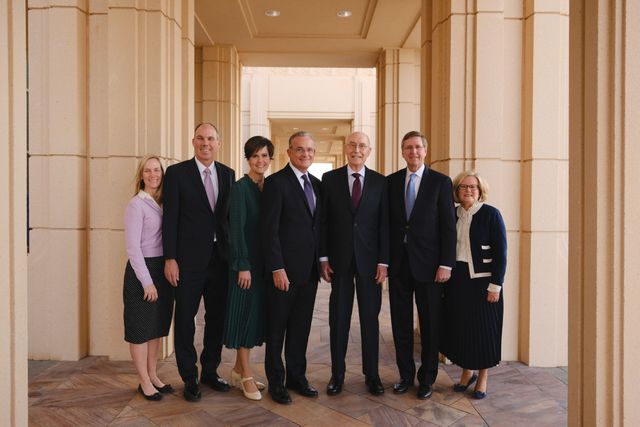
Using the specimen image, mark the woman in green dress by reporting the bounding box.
[223,136,274,401]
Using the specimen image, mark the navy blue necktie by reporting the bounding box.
[302,174,315,212]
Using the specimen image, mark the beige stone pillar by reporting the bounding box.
[420,1,432,147]
[0,1,28,424]
[28,0,89,360]
[569,0,640,424]
[376,48,420,175]
[181,0,195,160]
[86,1,185,360]
[519,1,569,366]
[427,1,539,362]
[201,45,242,172]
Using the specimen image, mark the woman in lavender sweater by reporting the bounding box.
[123,155,175,401]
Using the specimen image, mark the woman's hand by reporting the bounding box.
[143,284,158,302]
[238,271,252,289]
[487,291,500,303]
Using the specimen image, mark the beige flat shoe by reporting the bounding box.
[231,368,265,390]
[240,377,262,401]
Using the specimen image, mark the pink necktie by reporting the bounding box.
[203,168,216,210]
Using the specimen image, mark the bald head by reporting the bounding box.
[344,131,371,171]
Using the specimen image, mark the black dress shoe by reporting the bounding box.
[417,383,433,400]
[326,376,344,396]
[286,380,319,397]
[183,380,201,402]
[138,384,162,401]
[365,376,385,395]
[201,373,230,392]
[393,378,413,394]
[269,384,292,405]
[453,374,478,392]
[473,389,487,399]
[153,383,174,394]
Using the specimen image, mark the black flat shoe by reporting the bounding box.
[327,376,344,396]
[138,384,162,401]
[453,374,478,392]
[201,373,230,392]
[417,383,433,400]
[153,383,174,394]
[473,389,487,399]
[365,376,385,395]
[393,378,413,394]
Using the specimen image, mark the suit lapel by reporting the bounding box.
[215,161,228,206]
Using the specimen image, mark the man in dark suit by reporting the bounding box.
[387,130,456,399]
[319,131,389,396]
[262,131,322,404]
[162,122,235,402]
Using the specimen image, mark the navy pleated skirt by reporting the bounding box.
[441,261,503,370]
[123,257,174,344]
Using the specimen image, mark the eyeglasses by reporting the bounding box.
[458,184,478,191]
[346,142,370,151]
[291,147,315,154]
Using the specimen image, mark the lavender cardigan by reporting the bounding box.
[124,191,163,287]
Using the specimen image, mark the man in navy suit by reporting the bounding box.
[319,131,388,396]
[387,131,456,399]
[262,131,322,404]
[163,122,235,402]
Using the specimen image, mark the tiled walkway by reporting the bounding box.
[29,286,567,426]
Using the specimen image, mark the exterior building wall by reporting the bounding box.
[424,0,568,365]
[0,1,29,424]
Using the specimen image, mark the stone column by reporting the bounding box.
[569,0,640,424]
[86,0,185,359]
[27,0,89,360]
[0,1,28,424]
[519,0,569,366]
[201,45,242,172]
[376,48,421,175]
[427,0,565,362]
[181,0,195,160]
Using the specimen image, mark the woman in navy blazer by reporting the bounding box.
[442,170,507,400]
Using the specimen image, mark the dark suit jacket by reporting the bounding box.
[320,166,389,276]
[162,158,235,272]
[464,203,507,285]
[262,164,322,285]
[388,166,456,282]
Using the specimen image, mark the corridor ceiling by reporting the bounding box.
[195,0,422,67]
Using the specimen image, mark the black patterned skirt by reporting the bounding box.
[123,257,174,344]
[441,261,503,370]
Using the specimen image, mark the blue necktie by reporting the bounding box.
[302,174,315,213]
[405,173,417,219]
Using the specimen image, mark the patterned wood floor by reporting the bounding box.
[29,286,567,426]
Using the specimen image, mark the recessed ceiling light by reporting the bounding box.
[292,127,299,130]
[337,10,352,18]
[265,9,280,17]
[321,127,330,131]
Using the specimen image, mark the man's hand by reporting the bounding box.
[272,270,290,292]
[434,267,451,283]
[487,291,500,303]
[320,261,334,283]
[164,259,179,287]
[143,284,158,302]
[375,265,388,285]
[238,270,252,289]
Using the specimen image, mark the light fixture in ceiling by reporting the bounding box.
[265,9,281,17]
[321,127,330,131]
[336,10,352,18]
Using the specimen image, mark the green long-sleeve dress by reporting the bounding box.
[223,175,265,349]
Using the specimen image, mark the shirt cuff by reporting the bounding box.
[439,265,452,271]
[377,263,388,268]
[487,283,502,293]
[272,268,285,273]
[319,257,329,262]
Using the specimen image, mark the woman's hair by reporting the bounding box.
[244,136,275,159]
[133,155,164,204]
[452,170,489,203]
